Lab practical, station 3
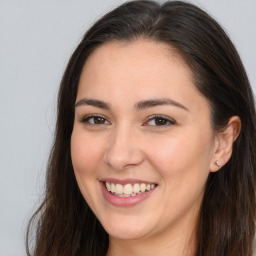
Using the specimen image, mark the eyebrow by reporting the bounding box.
[135,98,189,111]
[75,98,110,109]
[75,97,188,111]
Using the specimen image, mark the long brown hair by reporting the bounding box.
[26,1,256,255]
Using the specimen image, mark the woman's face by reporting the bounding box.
[71,40,217,241]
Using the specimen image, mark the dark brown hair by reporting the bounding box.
[26,1,256,255]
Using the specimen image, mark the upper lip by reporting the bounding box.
[99,178,158,185]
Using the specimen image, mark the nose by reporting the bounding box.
[103,126,144,171]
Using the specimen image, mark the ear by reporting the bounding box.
[210,116,241,172]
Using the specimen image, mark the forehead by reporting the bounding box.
[82,39,190,78]
[77,39,207,113]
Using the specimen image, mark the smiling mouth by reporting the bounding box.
[104,182,157,197]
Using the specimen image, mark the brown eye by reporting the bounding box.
[94,117,105,124]
[144,115,176,127]
[81,115,110,125]
[154,118,168,126]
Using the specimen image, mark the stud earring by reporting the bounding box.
[216,160,220,167]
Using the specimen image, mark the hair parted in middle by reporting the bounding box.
[26,1,256,256]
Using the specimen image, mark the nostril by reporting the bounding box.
[103,146,145,171]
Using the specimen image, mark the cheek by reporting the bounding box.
[146,135,192,171]
[145,132,214,216]
[145,130,214,180]
[70,130,106,208]
[71,131,104,176]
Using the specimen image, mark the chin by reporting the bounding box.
[101,217,153,240]
[106,228,148,241]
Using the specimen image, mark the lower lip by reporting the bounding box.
[100,182,156,207]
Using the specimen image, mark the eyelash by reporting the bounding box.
[143,115,176,127]
[80,114,176,127]
[80,114,111,126]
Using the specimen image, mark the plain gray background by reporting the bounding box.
[0,0,255,255]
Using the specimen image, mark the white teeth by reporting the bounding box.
[140,183,146,192]
[115,184,123,194]
[133,183,140,193]
[150,184,155,189]
[124,184,133,195]
[105,182,156,197]
[106,182,111,191]
[110,183,115,193]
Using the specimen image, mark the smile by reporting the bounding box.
[105,182,156,197]
[101,180,158,207]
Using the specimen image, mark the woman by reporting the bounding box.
[26,1,256,255]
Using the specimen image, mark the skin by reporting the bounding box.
[71,39,240,256]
